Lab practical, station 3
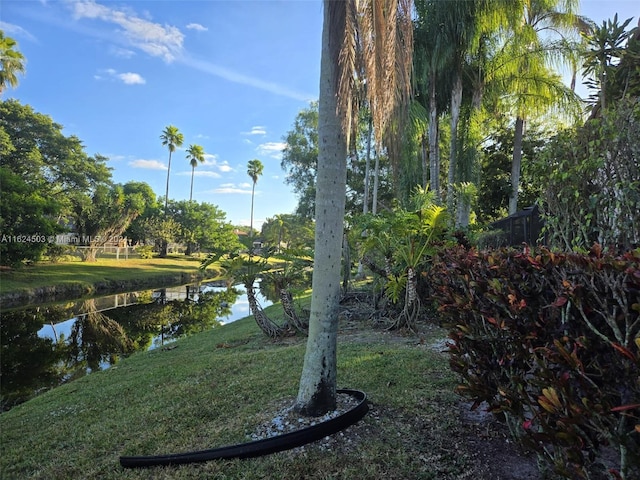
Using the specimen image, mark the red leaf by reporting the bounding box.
[551,296,568,308]
[611,343,636,361]
[610,403,640,412]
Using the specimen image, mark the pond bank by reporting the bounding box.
[0,272,209,309]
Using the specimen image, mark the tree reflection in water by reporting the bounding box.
[0,286,239,411]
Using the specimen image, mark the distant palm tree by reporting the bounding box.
[246,159,264,245]
[186,144,205,201]
[160,125,184,212]
[0,31,26,93]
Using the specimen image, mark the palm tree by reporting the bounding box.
[295,0,413,417]
[246,159,264,247]
[186,144,205,201]
[0,31,25,93]
[497,0,584,214]
[160,125,184,212]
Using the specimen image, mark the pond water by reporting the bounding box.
[0,280,273,411]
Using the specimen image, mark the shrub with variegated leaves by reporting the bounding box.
[431,245,639,479]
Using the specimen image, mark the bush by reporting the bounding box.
[431,245,640,479]
[135,245,154,259]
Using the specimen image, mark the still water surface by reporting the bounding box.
[1,280,272,411]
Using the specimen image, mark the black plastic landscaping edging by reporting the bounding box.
[119,389,369,469]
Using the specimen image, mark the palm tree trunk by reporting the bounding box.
[372,150,380,215]
[509,116,524,215]
[447,72,462,216]
[428,75,440,203]
[246,281,282,338]
[249,182,256,249]
[164,151,172,212]
[363,116,373,214]
[189,166,195,201]
[280,288,307,333]
[295,0,347,417]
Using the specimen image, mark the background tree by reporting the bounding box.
[160,125,183,212]
[261,214,315,252]
[169,200,242,256]
[159,125,183,256]
[186,144,205,202]
[281,103,319,219]
[72,181,155,261]
[494,0,584,214]
[0,100,111,266]
[246,159,264,247]
[582,14,635,114]
[0,31,25,93]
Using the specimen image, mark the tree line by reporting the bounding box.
[0,99,243,266]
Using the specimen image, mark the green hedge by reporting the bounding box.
[431,245,640,479]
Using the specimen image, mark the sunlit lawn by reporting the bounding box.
[0,255,206,295]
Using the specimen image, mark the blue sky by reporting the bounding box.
[1,0,637,229]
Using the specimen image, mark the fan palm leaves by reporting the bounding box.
[0,31,25,93]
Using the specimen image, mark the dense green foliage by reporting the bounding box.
[535,98,640,251]
[0,100,111,265]
[431,245,640,479]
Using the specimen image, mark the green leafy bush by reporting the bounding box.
[431,245,640,479]
[135,245,154,259]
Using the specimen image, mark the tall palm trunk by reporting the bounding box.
[447,71,463,216]
[189,166,195,201]
[372,150,380,215]
[363,116,373,214]
[295,0,347,416]
[509,116,524,215]
[249,181,256,244]
[428,74,440,203]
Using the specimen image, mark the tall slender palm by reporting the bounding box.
[0,31,25,93]
[160,125,184,212]
[246,159,264,244]
[186,144,205,201]
[497,0,584,214]
[295,0,413,416]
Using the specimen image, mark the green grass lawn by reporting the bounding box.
[0,255,207,296]
[0,300,490,480]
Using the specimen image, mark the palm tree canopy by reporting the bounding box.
[247,159,264,184]
[186,144,205,168]
[160,125,184,153]
[0,31,26,93]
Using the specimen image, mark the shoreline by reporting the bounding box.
[0,271,210,310]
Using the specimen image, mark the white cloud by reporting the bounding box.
[0,21,37,42]
[118,72,145,84]
[244,126,267,136]
[181,56,315,102]
[193,170,221,178]
[218,162,234,173]
[129,159,166,170]
[96,68,145,85]
[109,45,136,58]
[211,183,252,194]
[257,142,287,159]
[186,23,208,32]
[202,153,218,166]
[70,0,184,62]
[177,169,220,178]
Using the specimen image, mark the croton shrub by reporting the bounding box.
[431,245,640,479]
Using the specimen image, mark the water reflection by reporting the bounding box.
[0,282,266,411]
